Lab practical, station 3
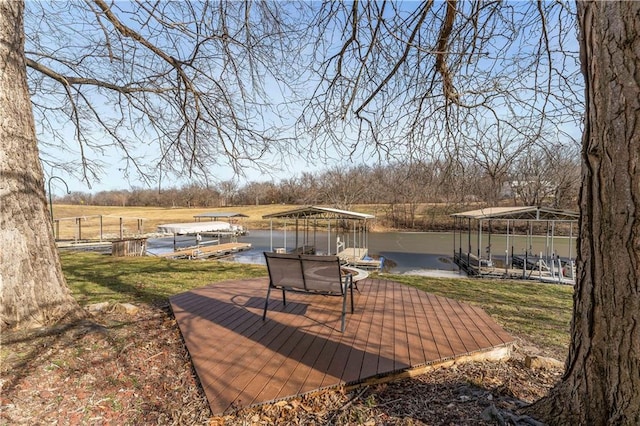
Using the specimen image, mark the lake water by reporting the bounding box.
[147,229,577,277]
[147,231,457,275]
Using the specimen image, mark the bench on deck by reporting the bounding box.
[263,252,354,332]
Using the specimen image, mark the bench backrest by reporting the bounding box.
[264,252,303,289]
[299,254,344,295]
[264,252,344,295]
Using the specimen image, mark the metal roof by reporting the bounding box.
[262,205,375,220]
[193,212,248,219]
[157,221,237,234]
[451,206,578,221]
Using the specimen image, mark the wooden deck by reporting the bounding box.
[170,277,515,415]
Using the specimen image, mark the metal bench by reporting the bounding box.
[263,252,354,332]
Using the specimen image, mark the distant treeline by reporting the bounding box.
[56,161,580,230]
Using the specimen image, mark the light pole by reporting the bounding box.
[48,176,70,236]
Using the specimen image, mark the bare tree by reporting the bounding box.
[316,165,371,209]
[3,0,639,422]
[25,0,308,186]
[217,180,238,207]
[459,123,535,205]
[296,172,321,205]
[549,156,580,210]
[1,0,84,328]
[236,181,278,206]
[526,2,640,422]
[510,142,580,208]
[2,0,309,328]
[276,177,302,204]
[375,162,435,229]
[305,0,638,423]
[301,1,582,170]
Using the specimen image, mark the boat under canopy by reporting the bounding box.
[262,205,381,270]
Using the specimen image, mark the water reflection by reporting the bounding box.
[147,230,465,276]
[146,228,576,278]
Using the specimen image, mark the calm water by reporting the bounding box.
[147,229,577,276]
[146,230,456,273]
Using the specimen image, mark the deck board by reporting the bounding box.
[170,277,515,415]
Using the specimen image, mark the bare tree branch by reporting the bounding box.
[26,0,310,187]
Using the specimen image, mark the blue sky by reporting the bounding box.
[29,1,583,196]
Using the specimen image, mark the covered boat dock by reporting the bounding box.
[157,212,250,255]
[193,211,248,223]
[451,206,578,284]
[262,206,381,270]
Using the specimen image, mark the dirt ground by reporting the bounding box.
[1,303,562,425]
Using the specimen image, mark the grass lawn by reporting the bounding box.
[60,252,267,306]
[61,252,573,357]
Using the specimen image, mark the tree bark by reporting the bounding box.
[528,1,640,424]
[0,0,83,329]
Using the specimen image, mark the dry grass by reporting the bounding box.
[51,203,407,240]
[51,204,303,240]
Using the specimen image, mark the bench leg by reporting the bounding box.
[264,286,288,321]
[341,292,347,332]
[350,278,354,313]
[263,285,272,321]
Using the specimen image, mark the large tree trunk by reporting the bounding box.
[0,0,82,329]
[528,2,640,424]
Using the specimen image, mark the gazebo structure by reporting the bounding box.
[451,206,579,284]
[262,206,381,270]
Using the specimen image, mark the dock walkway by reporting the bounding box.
[337,247,381,269]
[156,242,251,260]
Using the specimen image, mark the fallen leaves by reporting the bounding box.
[1,303,562,425]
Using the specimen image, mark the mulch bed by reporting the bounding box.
[1,303,561,425]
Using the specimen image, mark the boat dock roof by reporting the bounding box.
[451,206,578,221]
[157,221,236,234]
[263,206,375,221]
[193,212,249,220]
